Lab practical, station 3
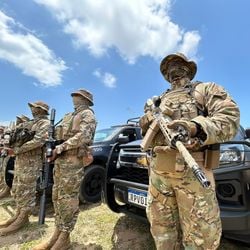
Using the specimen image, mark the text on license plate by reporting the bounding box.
[128,188,148,208]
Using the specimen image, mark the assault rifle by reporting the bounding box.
[140,96,210,188]
[9,127,35,148]
[38,108,56,224]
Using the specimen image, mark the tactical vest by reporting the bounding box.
[55,107,94,143]
[55,107,95,166]
[152,82,220,173]
[9,120,36,148]
[152,83,200,146]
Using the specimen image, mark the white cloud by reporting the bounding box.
[93,69,117,88]
[34,0,201,63]
[0,11,67,87]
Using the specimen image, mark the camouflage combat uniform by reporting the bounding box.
[0,127,11,197]
[0,127,6,193]
[141,53,240,250]
[14,108,49,211]
[10,115,31,201]
[0,104,49,236]
[32,89,96,250]
[53,92,96,233]
[0,151,10,194]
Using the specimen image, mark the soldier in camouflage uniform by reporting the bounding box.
[0,116,30,199]
[0,102,49,235]
[140,53,240,249]
[0,126,4,145]
[33,89,96,250]
[0,125,11,198]
[10,115,31,201]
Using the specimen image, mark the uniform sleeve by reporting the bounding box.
[58,110,96,152]
[18,119,50,153]
[191,82,240,145]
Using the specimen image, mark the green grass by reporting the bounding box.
[0,200,249,250]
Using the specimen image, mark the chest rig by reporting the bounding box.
[152,82,203,146]
[152,82,220,172]
[160,83,202,120]
[55,107,94,141]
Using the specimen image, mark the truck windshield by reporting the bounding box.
[94,127,120,142]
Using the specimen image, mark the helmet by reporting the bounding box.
[160,53,197,82]
[71,89,94,106]
[16,115,30,123]
[28,101,49,114]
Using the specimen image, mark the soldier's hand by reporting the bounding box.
[139,112,154,136]
[1,147,15,156]
[8,147,15,156]
[185,137,201,151]
[167,120,197,138]
[47,149,57,163]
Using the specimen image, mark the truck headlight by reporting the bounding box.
[219,144,244,166]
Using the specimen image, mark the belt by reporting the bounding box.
[191,151,205,162]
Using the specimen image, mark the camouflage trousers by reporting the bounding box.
[13,149,42,209]
[53,149,84,232]
[0,156,10,192]
[147,168,222,250]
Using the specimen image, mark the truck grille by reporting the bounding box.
[117,148,149,185]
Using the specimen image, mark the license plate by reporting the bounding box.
[128,188,148,208]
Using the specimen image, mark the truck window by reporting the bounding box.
[119,129,137,142]
[94,127,120,142]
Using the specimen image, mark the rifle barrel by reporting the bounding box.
[175,141,210,188]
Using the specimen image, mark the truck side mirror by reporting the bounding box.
[117,134,129,144]
[245,128,250,139]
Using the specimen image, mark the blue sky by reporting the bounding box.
[0,0,249,130]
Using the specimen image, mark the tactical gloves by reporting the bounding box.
[167,120,202,150]
[167,120,198,138]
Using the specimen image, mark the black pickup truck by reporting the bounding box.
[105,126,250,244]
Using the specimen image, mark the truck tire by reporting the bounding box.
[79,164,105,203]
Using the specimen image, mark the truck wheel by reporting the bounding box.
[79,164,105,203]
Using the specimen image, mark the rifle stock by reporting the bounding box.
[38,108,56,225]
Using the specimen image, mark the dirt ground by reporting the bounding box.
[0,197,249,250]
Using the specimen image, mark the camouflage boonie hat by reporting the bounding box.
[16,115,30,123]
[28,101,49,114]
[71,89,94,106]
[160,52,197,82]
